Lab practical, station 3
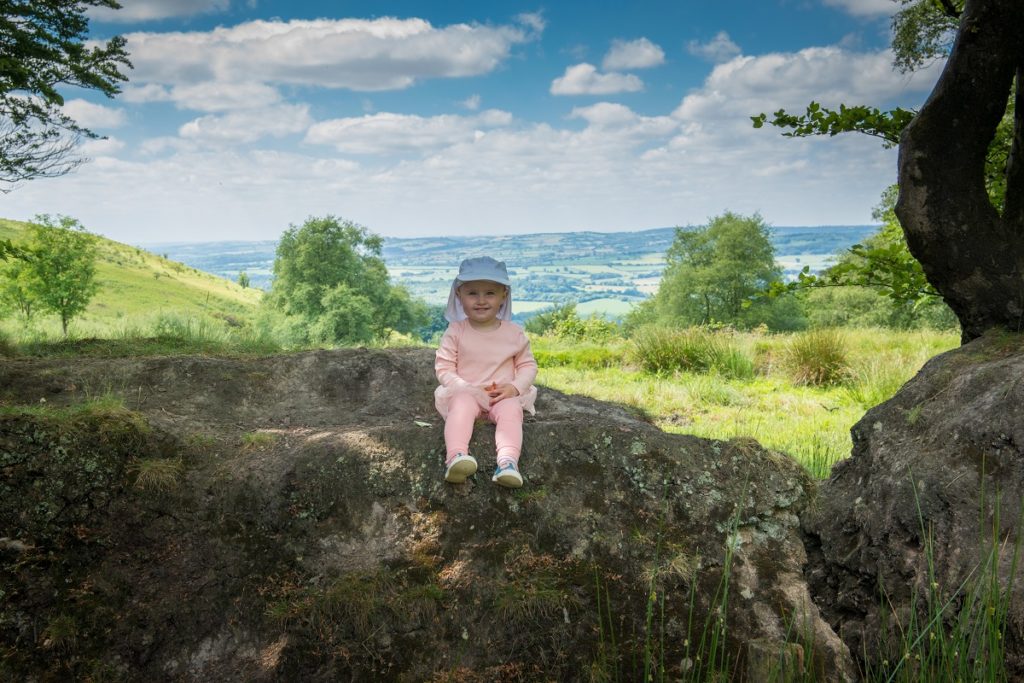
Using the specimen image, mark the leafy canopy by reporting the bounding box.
[647,211,798,329]
[0,0,132,190]
[0,214,100,333]
[266,215,427,345]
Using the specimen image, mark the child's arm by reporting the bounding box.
[510,331,538,397]
[435,325,474,390]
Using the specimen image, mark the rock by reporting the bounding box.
[0,348,854,681]
[803,331,1024,677]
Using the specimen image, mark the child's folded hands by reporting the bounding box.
[483,382,520,405]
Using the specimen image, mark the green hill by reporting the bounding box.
[0,218,262,334]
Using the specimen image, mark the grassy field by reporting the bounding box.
[0,218,262,342]
[533,327,958,478]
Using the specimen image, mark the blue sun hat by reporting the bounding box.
[444,256,513,322]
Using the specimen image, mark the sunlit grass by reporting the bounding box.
[537,327,958,478]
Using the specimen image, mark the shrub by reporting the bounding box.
[551,313,620,342]
[631,326,754,379]
[525,302,578,336]
[783,329,850,386]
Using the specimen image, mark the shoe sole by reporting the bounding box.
[493,472,523,488]
[445,459,478,483]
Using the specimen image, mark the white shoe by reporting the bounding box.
[492,462,523,488]
[445,453,478,483]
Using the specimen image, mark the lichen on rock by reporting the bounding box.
[1,348,854,681]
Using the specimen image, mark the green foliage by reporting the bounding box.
[631,326,755,379]
[0,251,41,319]
[650,211,795,330]
[890,0,962,74]
[266,215,427,345]
[531,336,624,369]
[0,0,132,189]
[783,329,850,386]
[525,301,620,341]
[237,271,250,288]
[17,215,99,335]
[752,102,914,147]
[524,301,578,336]
[782,187,958,330]
[414,303,447,343]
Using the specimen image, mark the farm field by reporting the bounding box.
[147,224,875,317]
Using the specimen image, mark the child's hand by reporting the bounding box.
[483,382,519,405]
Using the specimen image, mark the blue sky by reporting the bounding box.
[2,0,943,243]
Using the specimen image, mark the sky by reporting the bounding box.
[2,0,945,243]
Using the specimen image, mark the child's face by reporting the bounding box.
[457,279,507,327]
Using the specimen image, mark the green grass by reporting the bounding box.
[2,312,283,358]
[536,327,958,478]
[0,217,262,348]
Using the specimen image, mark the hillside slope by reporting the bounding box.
[0,218,261,329]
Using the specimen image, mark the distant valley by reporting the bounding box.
[146,225,875,318]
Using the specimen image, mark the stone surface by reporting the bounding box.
[803,331,1024,676]
[1,348,854,681]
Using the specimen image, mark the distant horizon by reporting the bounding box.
[136,222,880,248]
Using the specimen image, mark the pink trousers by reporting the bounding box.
[444,393,523,466]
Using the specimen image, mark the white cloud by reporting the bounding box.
[62,99,127,129]
[90,0,229,22]
[515,12,546,34]
[602,38,665,71]
[123,18,534,95]
[687,31,742,63]
[673,47,942,123]
[461,94,482,111]
[305,110,513,154]
[822,0,898,18]
[79,137,126,156]
[550,64,644,95]
[122,81,281,112]
[3,41,943,244]
[179,104,313,143]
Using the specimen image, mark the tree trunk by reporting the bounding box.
[895,0,1024,342]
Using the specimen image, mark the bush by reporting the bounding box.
[526,302,620,342]
[631,326,754,379]
[783,329,850,386]
[551,313,620,342]
[524,302,578,336]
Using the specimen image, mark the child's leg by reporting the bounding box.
[444,393,481,464]
[488,398,524,467]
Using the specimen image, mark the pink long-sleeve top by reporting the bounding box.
[434,319,538,418]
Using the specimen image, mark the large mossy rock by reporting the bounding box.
[1,348,853,681]
[804,332,1024,677]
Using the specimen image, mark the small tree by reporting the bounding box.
[25,214,99,335]
[651,211,793,328]
[0,255,41,320]
[266,215,427,345]
[237,271,250,288]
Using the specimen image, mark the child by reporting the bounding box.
[434,256,537,488]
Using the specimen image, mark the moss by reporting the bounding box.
[0,407,163,682]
